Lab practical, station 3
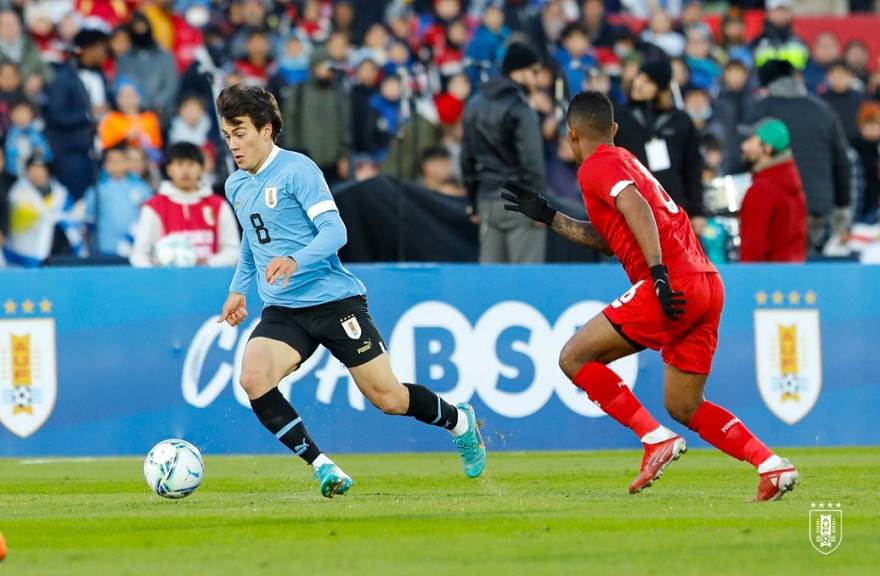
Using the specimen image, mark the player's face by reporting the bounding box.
[221,116,273,173]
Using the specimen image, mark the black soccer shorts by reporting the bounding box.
[249,295,386,367]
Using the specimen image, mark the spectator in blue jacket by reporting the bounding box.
[83,144,153,258]
[555,22,597,97]
[464,4,508,86]
[4,99,51,177]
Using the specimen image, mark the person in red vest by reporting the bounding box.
[739,118,807,262]
[130,142,239,267]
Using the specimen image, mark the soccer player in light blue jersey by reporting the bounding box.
[215,84,486,498]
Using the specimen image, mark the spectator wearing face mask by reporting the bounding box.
[615,58,706,232]
[115,11,179,121]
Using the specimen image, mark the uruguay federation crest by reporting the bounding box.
[810,503,843,555]
[754,308,822,425]
[264,186,278,208]
[0,318,57,438]
[341,315,362,340]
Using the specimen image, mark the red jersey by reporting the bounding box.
[144,193,223,260]
[578,144,716,284]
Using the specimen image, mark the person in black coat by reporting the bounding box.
[461,42,547,263]
[44,28,108,202]
[349,56,383,158]
[715,59,755,174]
[614,58,706,232]
[821,59,866,145]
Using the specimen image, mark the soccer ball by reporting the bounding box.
[154,234,198,268]
[144,439,204,499]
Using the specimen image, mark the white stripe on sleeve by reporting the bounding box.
[609,180,635,198]
[306,200,339,221]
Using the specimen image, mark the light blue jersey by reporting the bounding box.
[225,145,365,307]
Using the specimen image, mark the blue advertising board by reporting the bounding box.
[0,263,877,456]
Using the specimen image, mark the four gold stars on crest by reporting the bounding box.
[3,299,52,315]
[755,290,817,306]
[811,502,842,508]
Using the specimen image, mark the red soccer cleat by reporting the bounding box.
[755,458,799,502]
[629,436,687,494]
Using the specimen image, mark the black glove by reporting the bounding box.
[650,264,686,320]
[501,179,557,225]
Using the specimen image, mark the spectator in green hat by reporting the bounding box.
[738,118,807,262]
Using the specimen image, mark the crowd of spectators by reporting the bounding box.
[0,0,878,268]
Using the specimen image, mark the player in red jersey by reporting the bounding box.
[502,91,798,501]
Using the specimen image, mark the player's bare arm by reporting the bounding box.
[615,185,686,319]
[550,212,612,255]
[614,185,663,267]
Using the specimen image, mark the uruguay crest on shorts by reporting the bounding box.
[754,291,822,425]
[341,315,362,339]
[0,316,58,438]
[264,185,278,209]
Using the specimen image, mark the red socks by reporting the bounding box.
[687,401,773,468]
[573,363,773,469]
[573,362,660,439]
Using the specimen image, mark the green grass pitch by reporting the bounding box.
[0,447,876,575]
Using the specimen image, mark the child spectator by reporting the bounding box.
[464,4,508,86]
[684,27,721,92]
[274,34,312,87]
[83,145,153,258]
[130,142,238,267]
[99,78,162,155]
[384,37,413,78]
[168,94,211,147]
[4,99,51,177]
[234,29,273,88]
[127,145,159,190]
[3,155,71,267]
[369,74,403,163]
[640,11,685,58]
[556,23,596,97]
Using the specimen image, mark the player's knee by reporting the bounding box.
[368,387,408,415]
[558,344,593,379]
[665,398,699,426]
[239,367,274,397]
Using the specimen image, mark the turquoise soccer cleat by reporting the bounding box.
[314,463,353,498]
[452,403,486,478]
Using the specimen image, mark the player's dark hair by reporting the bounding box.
[216,83,283,142]
[567,90,615,137]
[165,142,205,167]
